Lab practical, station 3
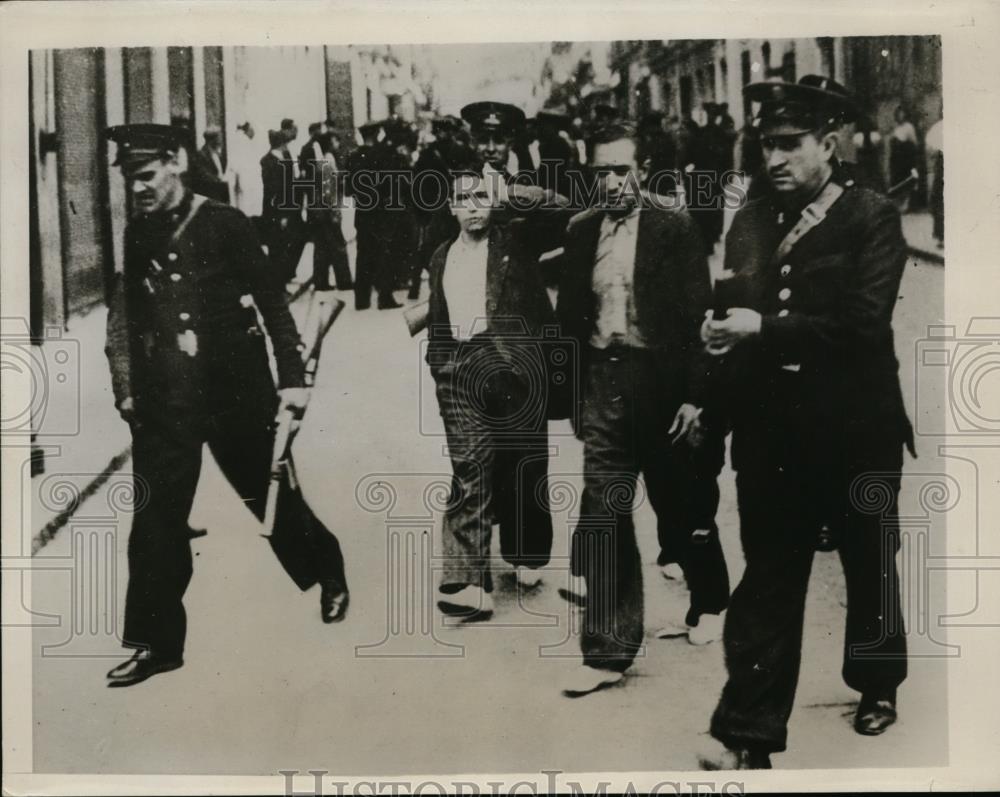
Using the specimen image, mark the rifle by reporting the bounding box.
[262,289,345,535]
[404,300,429,337]
[886,167,919,198]
[263,407,298,534]
[300,290,346,387]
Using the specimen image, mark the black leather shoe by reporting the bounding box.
[106,650,183,688]
[378,297,403,310]
[854,690,897,735]
[321,581,350,623]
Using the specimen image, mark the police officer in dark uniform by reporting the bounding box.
[103,124,349,688]
[697,77,914,769]
[381,118,421,293]
[409,116,465,300]
[346,120,380,309]
[347,120,402,310]
[461,101,535,183]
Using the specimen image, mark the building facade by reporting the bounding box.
[610,36,941,189]
[28,37,942,336]
[27,44,425,336]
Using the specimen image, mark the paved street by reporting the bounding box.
[30,246,948,776]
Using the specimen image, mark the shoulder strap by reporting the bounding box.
[771,180,845,265]
[170,194,208,246]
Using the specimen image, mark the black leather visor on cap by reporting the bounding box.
[461,102,525,137]
[744,76,857,136]
[106,124,183,166]
[753,101,827,135]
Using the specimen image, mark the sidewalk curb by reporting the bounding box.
[31,286,319,556]
[32,446,133,555]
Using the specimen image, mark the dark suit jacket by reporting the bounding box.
[556,203,713,407]
[191,145,229,203]
[298,138,322,174]
[720,178,913,473]
[199,143,225,176]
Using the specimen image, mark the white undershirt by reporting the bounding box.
[442,235,490,341]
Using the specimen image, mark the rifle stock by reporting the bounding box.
[301,293,346,386]
[886,168,919,198]
[263,407,296,535]
[404,300,429,337]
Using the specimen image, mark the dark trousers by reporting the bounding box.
[411,209,454,299]
[123,400,346,659]
[655,419,728,624]
[264,214,305,284]
[408,214,437,300]
[388,209,418,291]
[710,454,907,753]
[571,347,730,673]
[433,340,553,591]
[408,218,430,299]
[311,212,352,290]
[353,215,396,309]
[931,151,944,243]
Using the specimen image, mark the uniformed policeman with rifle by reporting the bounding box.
[103,124,349,689]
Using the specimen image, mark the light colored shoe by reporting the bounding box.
[653,617,690,639]
[514,567,543,590]
[437,585,494,621]
[696,740,772,770]
[557,575,587,607]
[561,664,624,697]
[688,611,724,645]
[660,562,685,581]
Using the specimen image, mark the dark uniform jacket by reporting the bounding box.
[556,202,713,408]
[720,173,913,473]
[260,151,300,223]
[345,143,398,221]
[425,188,573,417]
[296,138,325,215]
[105,193,304,420]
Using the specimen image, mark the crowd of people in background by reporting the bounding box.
[162,90,944,316]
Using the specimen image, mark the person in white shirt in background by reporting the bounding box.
[229,122,264,226]
[924,115,944,247]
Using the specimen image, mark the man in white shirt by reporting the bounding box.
[556,123,728,697]
[425,159,573,622]
[230,122,263,222]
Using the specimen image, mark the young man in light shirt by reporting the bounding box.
[424,158,572,621]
